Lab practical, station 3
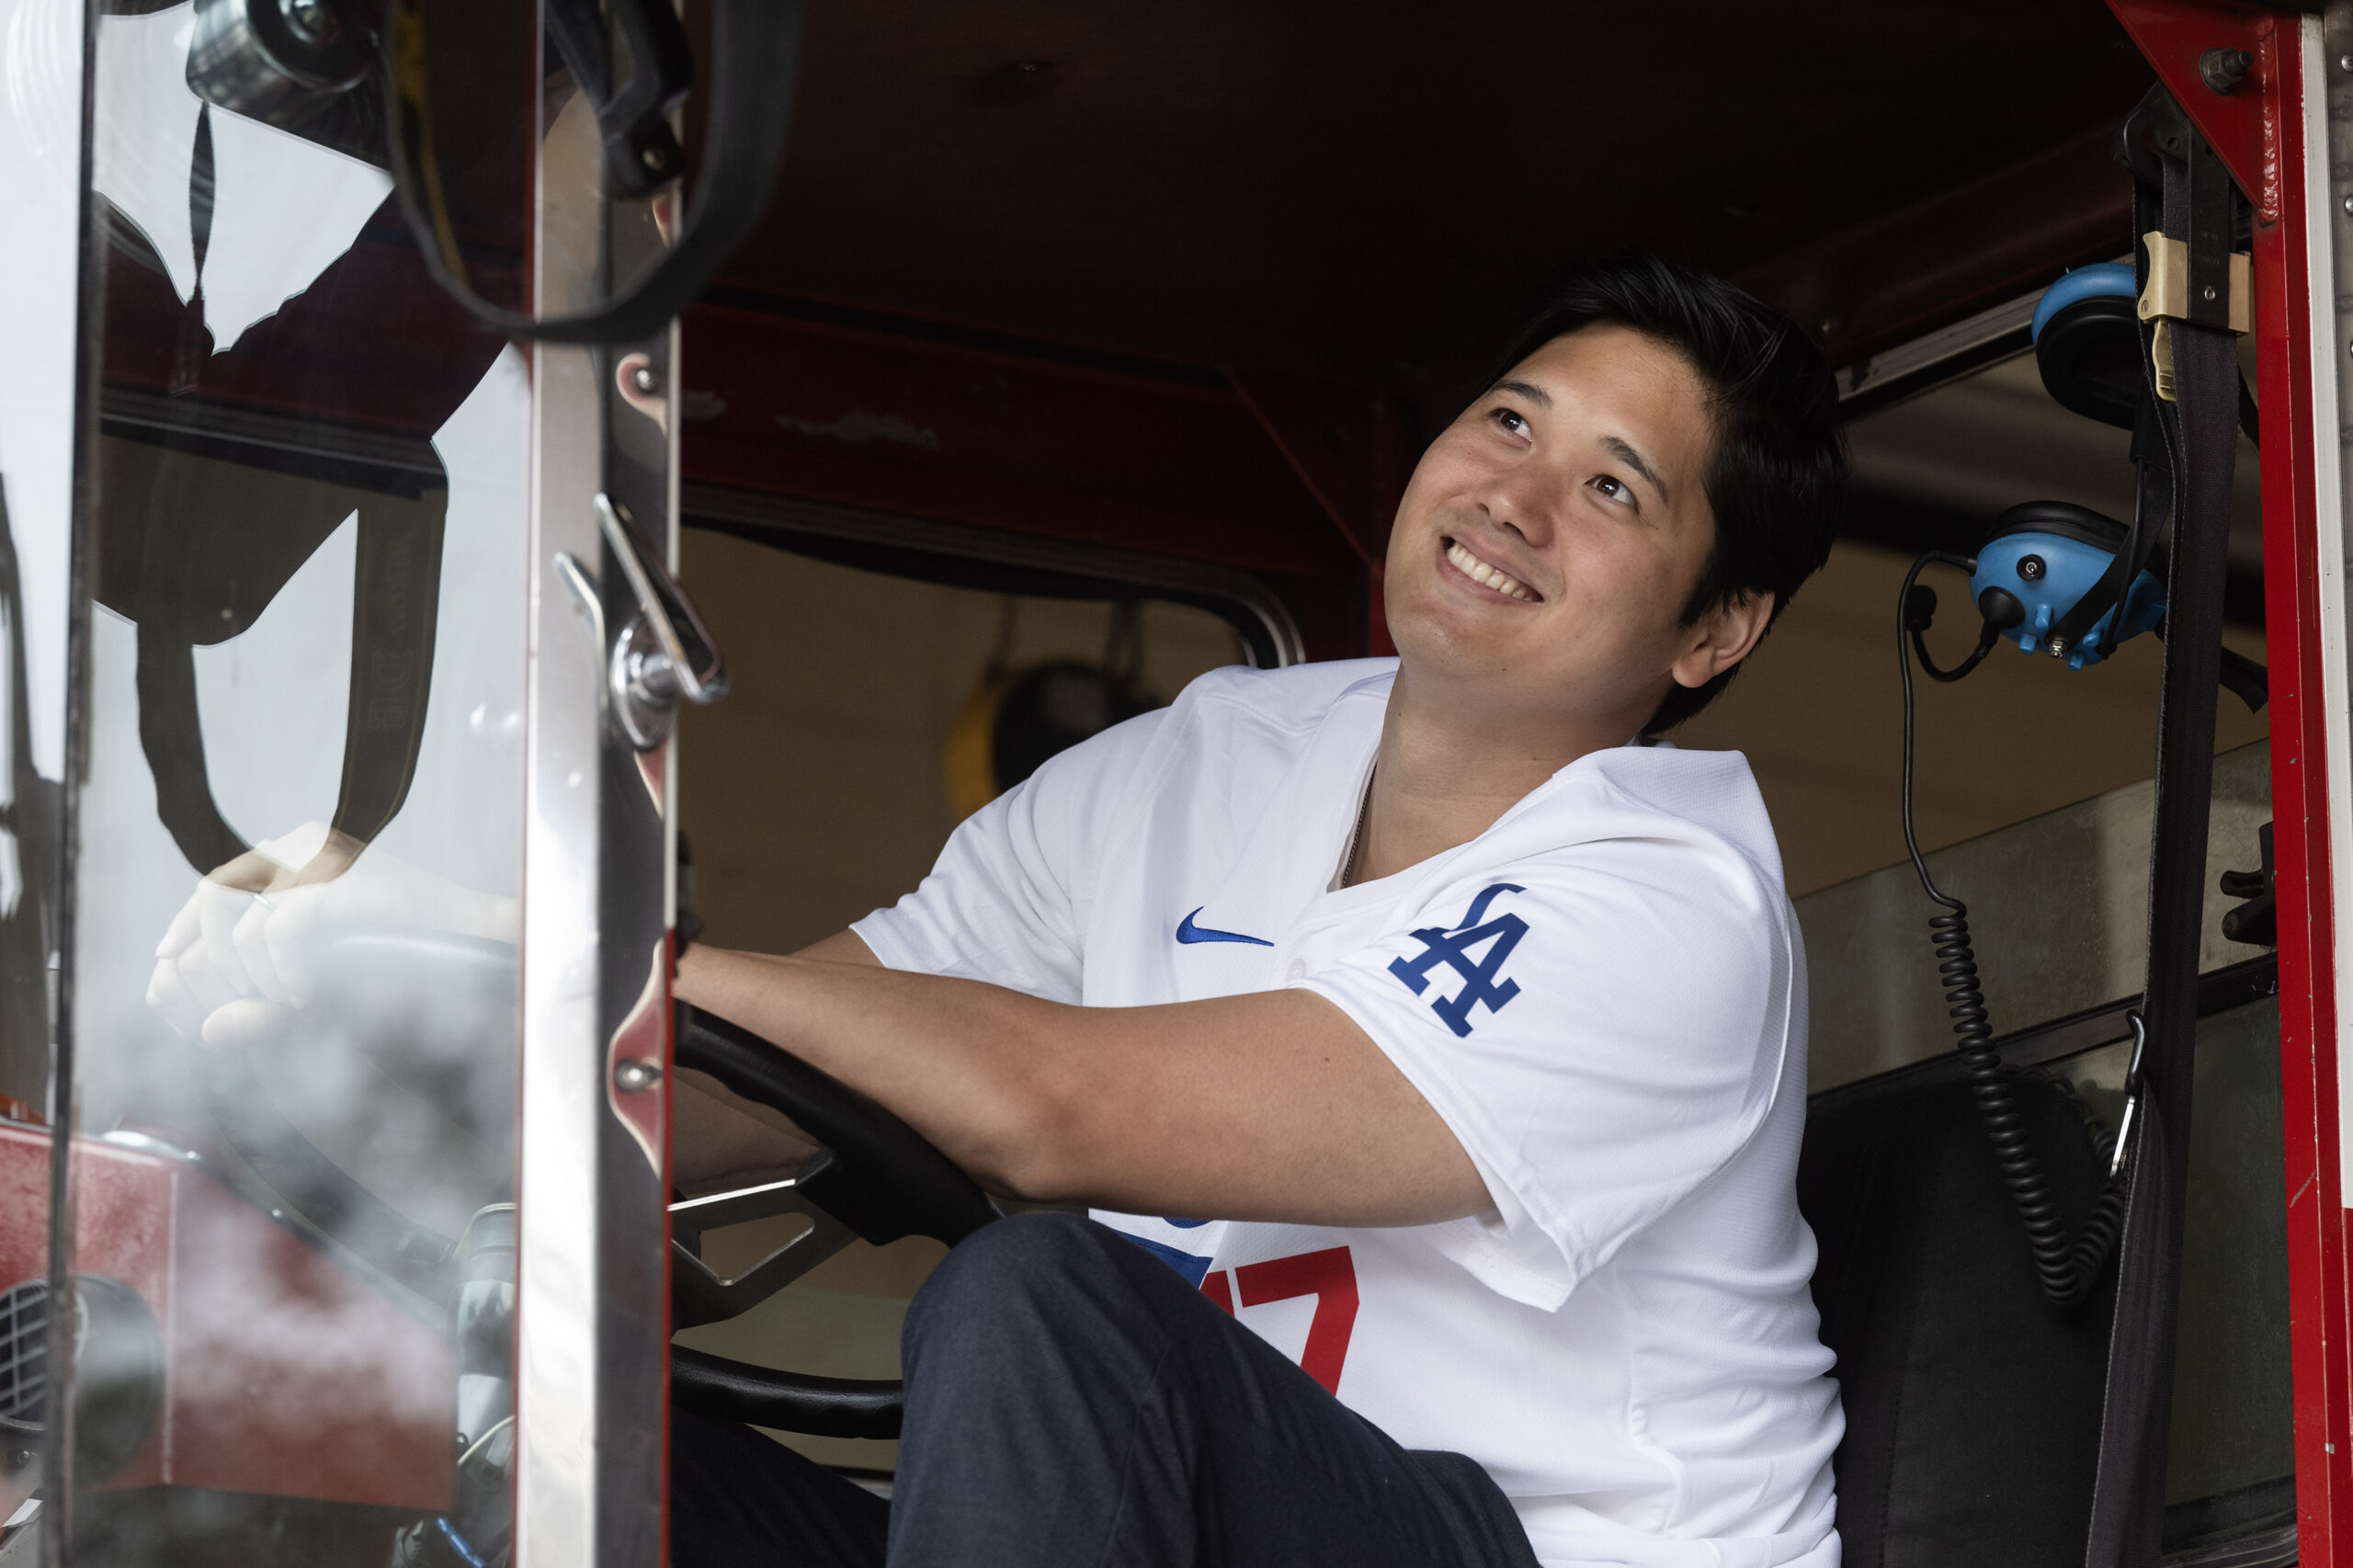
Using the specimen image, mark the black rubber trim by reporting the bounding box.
[1806,956,2279,1119]
[1983,499,2131,554]
[671,1345,904,1440]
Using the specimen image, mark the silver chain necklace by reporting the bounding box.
[1342,770,1374,887]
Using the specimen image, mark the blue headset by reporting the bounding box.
[1970,502,2166,670]
[1907,264,2167,681]
[2029,261,2140,347]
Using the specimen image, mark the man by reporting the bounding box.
[680,253,1850,1568]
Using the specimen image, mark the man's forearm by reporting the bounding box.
[676,946,1073,1198]
[672,944,1493,1227]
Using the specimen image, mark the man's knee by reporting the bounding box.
[913,1211,1127,1318]
[905,1212,1165,1367]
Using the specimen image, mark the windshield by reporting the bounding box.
[26,2,538,1560]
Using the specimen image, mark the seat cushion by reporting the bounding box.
[1799,1070,2118,1568]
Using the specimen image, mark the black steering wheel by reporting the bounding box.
[668,1005,1000,1437]
[191,926,518,1307]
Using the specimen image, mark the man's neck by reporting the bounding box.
[1347,666,1643,885]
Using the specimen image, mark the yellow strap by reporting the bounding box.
[944,671,1010,821]
[392,0,469,280]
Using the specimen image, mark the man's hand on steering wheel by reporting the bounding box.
[145,821,518,1050]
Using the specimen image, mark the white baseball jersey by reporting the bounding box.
[854,659,1842,1568]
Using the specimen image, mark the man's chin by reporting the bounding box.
[1386,583,1533,665]
[1386,617,1528,686]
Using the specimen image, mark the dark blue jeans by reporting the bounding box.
[671,1212,1540,1567]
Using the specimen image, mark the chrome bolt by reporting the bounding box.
[631,364,660,394]
[642,145,668,173]
[279,0,341,47]
[615,1059,663,1092]
[2340,51,2353,73]
[2047,635,2069,658]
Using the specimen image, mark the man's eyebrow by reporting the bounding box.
[1490,377,1552,409]
[1600,433,1670,508]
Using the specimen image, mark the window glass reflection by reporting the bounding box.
[51,0,533,1558]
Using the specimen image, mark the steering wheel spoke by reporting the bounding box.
[669,1158,859,1328]
[668,1005,1000,1437]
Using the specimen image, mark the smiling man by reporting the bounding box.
[672,256,1849,1568]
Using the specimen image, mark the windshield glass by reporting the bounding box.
[35,3,534,1560]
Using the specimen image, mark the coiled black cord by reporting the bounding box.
[1899,553,2128,1309]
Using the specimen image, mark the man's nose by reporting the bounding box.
[1477,471,1556,550]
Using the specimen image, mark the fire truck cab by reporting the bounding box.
[0,2,2347,1566]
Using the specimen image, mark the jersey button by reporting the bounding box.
[1285,959,1308,982]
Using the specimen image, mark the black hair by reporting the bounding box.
[1487,255,1847,733]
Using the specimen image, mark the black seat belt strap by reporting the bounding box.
[332,504,445,846]
[2082,119,2244,1568]
[134,488,446,878]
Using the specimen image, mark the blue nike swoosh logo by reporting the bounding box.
[1176,908,1272,947]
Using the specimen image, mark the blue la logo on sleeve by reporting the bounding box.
[1386,883,1528,1037]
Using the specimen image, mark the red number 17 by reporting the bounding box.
[1199,1245,1358,1395]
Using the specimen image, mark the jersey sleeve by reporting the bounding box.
[1293,841,1795,1312]
[851,708,1169,1003]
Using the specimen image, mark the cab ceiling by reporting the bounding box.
[710,0,2159,420]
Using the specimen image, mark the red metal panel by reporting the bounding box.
[0,1124,452,1513]
[0,1129,176,1512]
[2106,1,2280,216]
[0,1125,35,1521]
[1229,371,1415,568]
[1740,123,2136,369]
[162,1163,451,1508]
[680,301,1366,582]
[676,299,1392,658]
[2247,29,2353,1568]
[2106,6,2349,1565]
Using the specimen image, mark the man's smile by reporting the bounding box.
[1441,537,1541,603]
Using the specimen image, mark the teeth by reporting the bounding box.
[1446,540,1536,601]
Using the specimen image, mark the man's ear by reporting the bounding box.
[1668,591,1776,690]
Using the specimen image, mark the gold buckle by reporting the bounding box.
[2138,232,2251,403]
